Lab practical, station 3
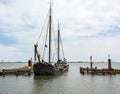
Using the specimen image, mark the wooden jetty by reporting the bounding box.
[0,59,33,76]
[80,56,120,75]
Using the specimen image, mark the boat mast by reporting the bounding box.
[49,2,52,64]
[58,22,60,63]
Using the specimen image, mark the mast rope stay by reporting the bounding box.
[41,21,49,61]
[35,3,52,62]
[52,21,57,62]
[60,31,65,60]
[36,8,50,44]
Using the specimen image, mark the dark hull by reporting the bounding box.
[33,62,69,76]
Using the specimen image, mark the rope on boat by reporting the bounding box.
[34,1,66,63]
[60,31,65,59]
[36,8,49,44]
[41,22,49,60]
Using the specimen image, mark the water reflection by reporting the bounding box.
[31,63,120,94]
[32,73,69,94]
[0,63,120,94]
[34,75,58,80]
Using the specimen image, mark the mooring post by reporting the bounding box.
[108,54,112,70]
[2,69,5,76]
[28,57,32,67]
[90,56,93,69]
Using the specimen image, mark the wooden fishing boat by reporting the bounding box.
[33,2,69,76]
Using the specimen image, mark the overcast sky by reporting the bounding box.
[0,0,120,62]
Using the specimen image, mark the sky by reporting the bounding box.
[0,0,120,62]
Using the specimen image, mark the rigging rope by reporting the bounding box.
[60,32,65,59]
[41,21,49,60]
[52,20,58,62]
[35,1,66,62]
[35,6,51,61]
[36,9,49,44]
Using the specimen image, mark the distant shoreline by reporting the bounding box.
[69,61,120,63]
[1,61,120,63]
[0,62,27,63]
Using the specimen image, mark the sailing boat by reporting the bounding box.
[33,2,69,76]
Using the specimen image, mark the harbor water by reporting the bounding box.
[0,62,120,94]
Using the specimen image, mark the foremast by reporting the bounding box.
[57,22,60,63]
[49,2,52,64]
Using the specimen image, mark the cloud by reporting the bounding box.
[0,0,120,62]
[54,0,120,36]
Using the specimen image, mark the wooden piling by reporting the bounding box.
[28,58,32,67]
[80,56,120,75]
[80,67,120,75]
[108,54,112,70]
[90,56,93,69]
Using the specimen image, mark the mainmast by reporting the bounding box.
[58,22,60,63]
[49,2,52,64]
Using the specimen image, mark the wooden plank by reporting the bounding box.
[0,66,33,76]
[80,67,120,75]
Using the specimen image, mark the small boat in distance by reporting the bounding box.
[33,2,69,76]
